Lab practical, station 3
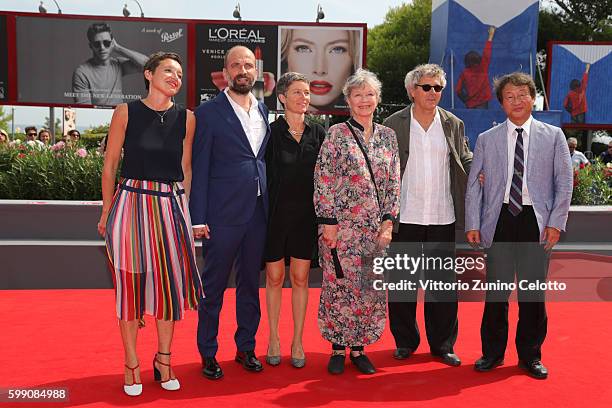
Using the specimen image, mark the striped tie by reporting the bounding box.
[508,128,524,216]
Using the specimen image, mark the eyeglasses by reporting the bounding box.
[503,94,531,104]
[26,132,37,137]
[91,40,112,49]
[416,84,444,93]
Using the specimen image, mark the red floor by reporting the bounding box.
[1,288,611,407]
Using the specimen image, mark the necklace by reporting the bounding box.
[155,105,174,124]
[142,99,174,124]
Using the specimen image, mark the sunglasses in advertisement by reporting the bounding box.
[416,84,444,93]
[91,40,112,49]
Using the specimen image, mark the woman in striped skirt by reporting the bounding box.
[97,52,203,396]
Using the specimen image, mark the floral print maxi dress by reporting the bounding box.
[314,119,400,346]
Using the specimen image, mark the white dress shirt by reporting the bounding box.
[224,88,266,157]
[400,107,455,225]
[503,116,533,205]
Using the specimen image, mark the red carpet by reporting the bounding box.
[1,288,611,407]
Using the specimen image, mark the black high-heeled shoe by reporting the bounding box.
[153,351,180,391]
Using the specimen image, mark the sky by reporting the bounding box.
[0,0,406,130]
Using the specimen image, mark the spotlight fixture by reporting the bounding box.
[233,3,242,21]
[122,1,144,18]
[316,4,325,23]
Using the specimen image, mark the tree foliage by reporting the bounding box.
[538,0,612,52]
[367,0,431,109]
[0,106,13,132]
[85,123,110,135]
[44,116,62,136]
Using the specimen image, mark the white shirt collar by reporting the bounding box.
[224,87,259,113]
[506,115,533,138]
[410,105,442,129]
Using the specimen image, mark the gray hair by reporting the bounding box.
[276,72,309,99]
[567,137,578,145]
[404,64,447,102]
[342,68,382,103]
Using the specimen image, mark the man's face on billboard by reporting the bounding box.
[89,31,113,62]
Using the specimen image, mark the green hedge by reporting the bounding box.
[0,141,610,204]
[0,142,104,200]
[571,160,612,205]
[81,133,106,151]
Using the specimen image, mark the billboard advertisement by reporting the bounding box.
[15,16,188,107]
[196,22,364,114]
[0,15,8,101]
[196,23,279,109]
[431,0,539,111]
[278,25,363,113]
[548,42,612,127]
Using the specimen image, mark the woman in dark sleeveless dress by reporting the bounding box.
[97,52,203,396]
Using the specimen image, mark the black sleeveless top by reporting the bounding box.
[120,100,186,182]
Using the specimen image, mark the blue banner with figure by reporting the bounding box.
[430,0,539,111]
[548,43,612,127]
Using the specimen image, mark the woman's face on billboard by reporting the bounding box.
[286,29,354,109]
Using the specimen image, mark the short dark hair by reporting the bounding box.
[87,23,113,43]
[569,79,581,91]
[143,52,182,90]
[494,72,536,104]
[25,126,37,134]
[276,72,309,106]
[464,50,481,68]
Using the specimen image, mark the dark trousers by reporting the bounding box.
[197,197,267,357]
[388,222,458,355]
[481,204,549,362]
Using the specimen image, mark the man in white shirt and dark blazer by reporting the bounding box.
[190,46,270,379]
[465,72,573,379]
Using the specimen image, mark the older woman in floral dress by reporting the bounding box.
[314,69,400,375]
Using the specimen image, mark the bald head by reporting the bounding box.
[223,45,257,95]
[223,45,255,69]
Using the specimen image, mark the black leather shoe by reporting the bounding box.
[235,351,263,372]
[434,352,461,367]
[327,353,345,375]
[202,357,223,380]
[474,356,504,372]
[518,360,548,379]
[350,353,376,375]
[393,348,413,360]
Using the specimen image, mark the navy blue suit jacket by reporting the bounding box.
[190,92,270,226]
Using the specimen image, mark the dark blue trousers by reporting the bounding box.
[197,197,266,358]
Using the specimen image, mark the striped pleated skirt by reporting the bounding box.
[105,178,204,321]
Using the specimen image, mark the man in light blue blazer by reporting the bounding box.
[465,72,573,379]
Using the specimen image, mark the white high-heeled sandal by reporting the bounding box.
[154,352,180,391]
[123,364,142,396]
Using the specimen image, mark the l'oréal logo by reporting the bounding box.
[161,28,184,43]
[208,27,265,41]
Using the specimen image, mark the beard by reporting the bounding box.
[228,74,254,95]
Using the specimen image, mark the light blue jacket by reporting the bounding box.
[465,118,573,248]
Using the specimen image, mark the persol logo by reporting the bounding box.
[161,28,184,43]
[208,28,265,41]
